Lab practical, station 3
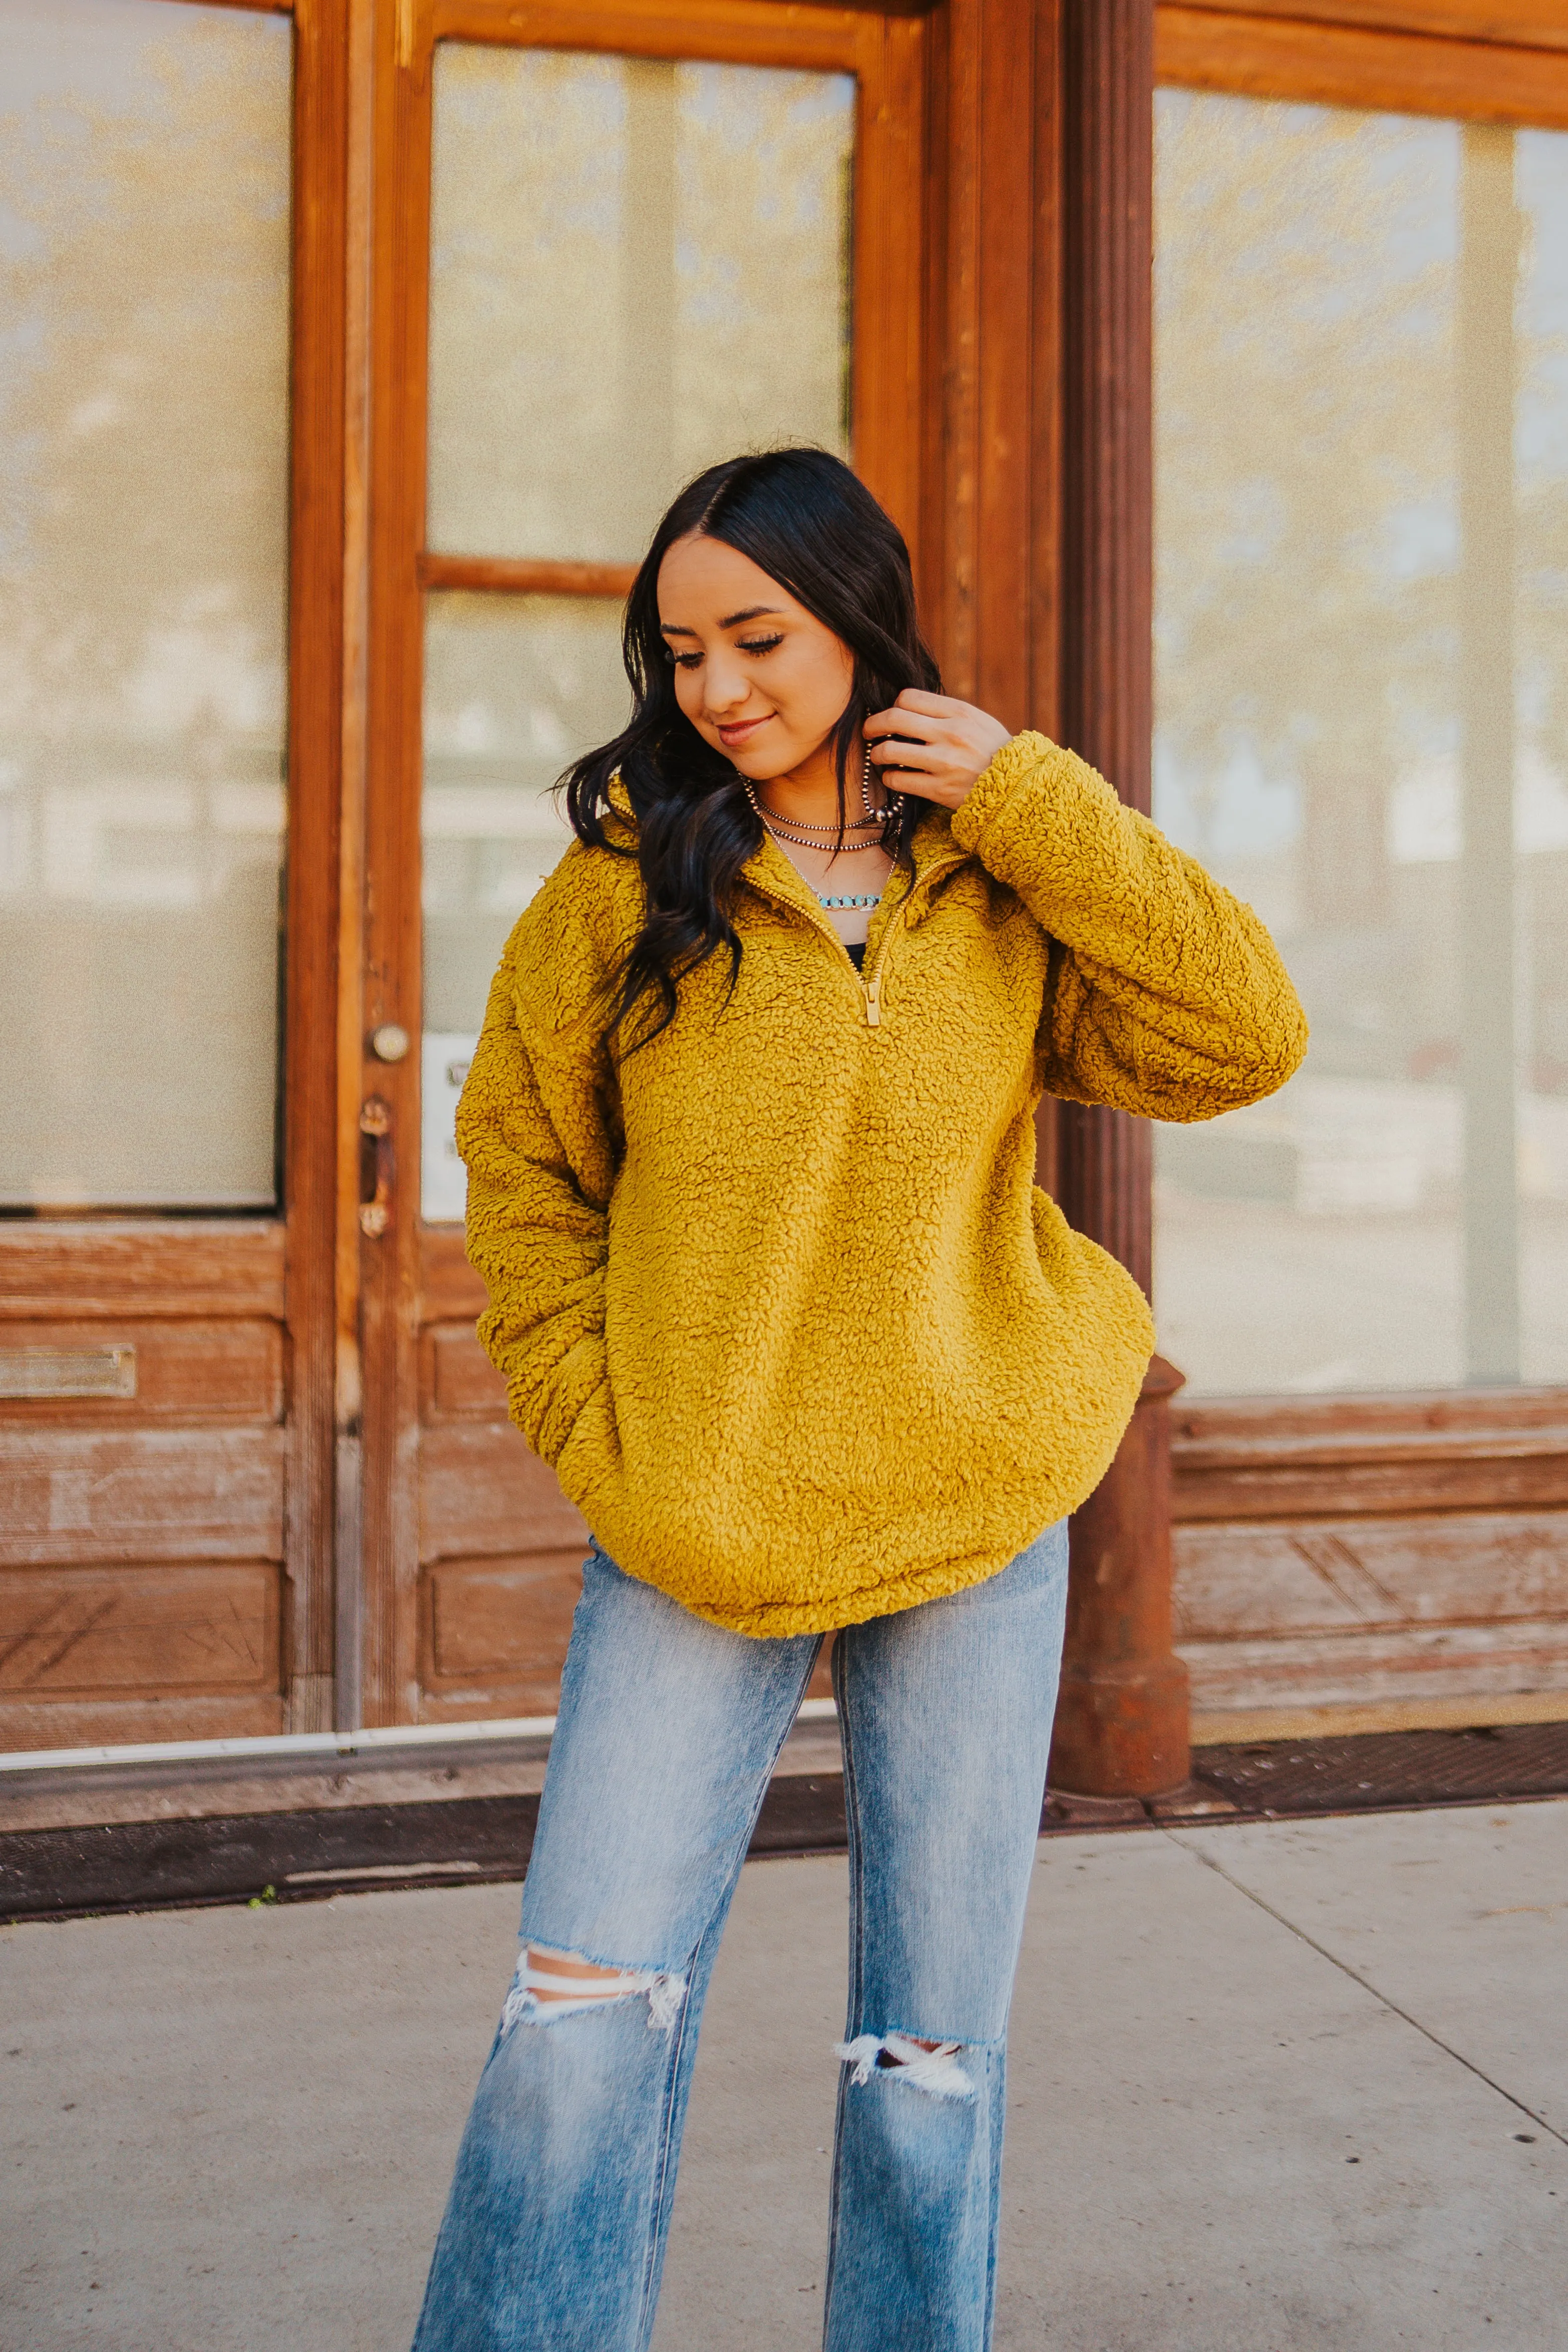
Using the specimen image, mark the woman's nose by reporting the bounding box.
[703,655,754,716]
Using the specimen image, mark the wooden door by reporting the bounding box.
[0,0,348,1750]
[357,0,926,1724]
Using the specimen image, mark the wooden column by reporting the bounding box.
[920,0,1059,735]
[1049,0,1189,1796]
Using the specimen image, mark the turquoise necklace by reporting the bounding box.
[744,752,899,917]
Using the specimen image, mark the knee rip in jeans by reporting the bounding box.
[835,2033,975,2099]
[500,1944,686,2036]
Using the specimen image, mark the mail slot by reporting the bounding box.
[0,1346,138,1400]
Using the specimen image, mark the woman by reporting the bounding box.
[413,448,1306,2352]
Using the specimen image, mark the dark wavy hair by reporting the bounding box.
[562,447,941,1043]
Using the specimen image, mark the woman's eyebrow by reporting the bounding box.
[658,606,784,638]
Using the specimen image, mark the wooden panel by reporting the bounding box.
[420,1575,835,1718]
[1190,1690,1568,1742]
[420,1225,486,1322]
[0,1322,283,1426]
[1174,1386,1568,1462]
[0,1223,286,1322]
[435,0,878,68]
[1169,0,1568,53]
[424,1549,583,1681]
[0,1563,281,1701]
[0,1691,286,1753]
[1178,1450,1568,1522]
[147,1,294,15]
[418,553,638,597]
[1156,3,1568,128]
[0,1430,286,1567]
[1175,1511,1568,1640]
[424,1324,508,1418]
[1171,1389,1568,1726]
[1180,1617,1568,1714]
[420,1424,589,1562]
[1172,1389,1568,1520]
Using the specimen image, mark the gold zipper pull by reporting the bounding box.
[864,972,882,1027]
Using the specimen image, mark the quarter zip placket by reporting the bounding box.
[743,873,885,1020]
[858,855,964,1027]
[745,853,967,1026]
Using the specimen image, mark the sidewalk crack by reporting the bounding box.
[1161,1828,1568,2150]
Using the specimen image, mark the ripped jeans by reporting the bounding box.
[410,1521,1069,2352]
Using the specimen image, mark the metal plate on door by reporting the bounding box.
[0,1346,138,1400]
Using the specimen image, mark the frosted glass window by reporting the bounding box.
[1153,94,1568,1394]
[0,0,291,1209]
[427,49,854,561]
[422,595,630,1218]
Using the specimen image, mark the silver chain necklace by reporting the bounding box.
[743,749,904,850]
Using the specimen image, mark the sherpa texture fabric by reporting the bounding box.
[458,731,1308,1637]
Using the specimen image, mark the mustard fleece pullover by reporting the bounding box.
[458,731,1307,1637]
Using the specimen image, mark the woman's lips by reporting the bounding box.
[716,714,771,748]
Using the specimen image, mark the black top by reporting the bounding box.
[845,940,866,973]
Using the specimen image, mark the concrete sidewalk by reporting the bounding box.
[3,1803,1564,2351]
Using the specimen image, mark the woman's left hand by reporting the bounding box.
[863,690,1013,812]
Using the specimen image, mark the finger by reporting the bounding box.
[863,706,936,742]
[893,688,959,717]
[868,735,943,772]
[864,712,941,747]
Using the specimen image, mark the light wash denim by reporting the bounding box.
[411,1520,1070,2352]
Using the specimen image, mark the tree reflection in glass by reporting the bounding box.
[1154,92,1568,1393]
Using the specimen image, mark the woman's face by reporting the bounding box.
[657,532,855,781]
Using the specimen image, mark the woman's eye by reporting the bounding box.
[672,652,702,670]
[738,634,784,656]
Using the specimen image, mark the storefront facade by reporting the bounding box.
[2,0,1564,1773]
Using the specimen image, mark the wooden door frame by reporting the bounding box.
[359,0,930,1726]
[285,0,354,1733]
[1150,0,1568,1450]
[1157,0,1568,121]
[0,0,350,1745]
[1160,0,1568,43]
[918,0,1061,738]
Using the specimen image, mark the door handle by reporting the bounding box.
[359,1096,393,1237]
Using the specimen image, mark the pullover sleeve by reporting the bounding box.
[455,849,624,1463]
[949,730,1309,1122]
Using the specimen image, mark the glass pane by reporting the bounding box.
[422,594,630,1218]
[421,49,855,1218]
[427,49,854,562]
[1153,95,1568,1393]
[0,0,291,1210]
